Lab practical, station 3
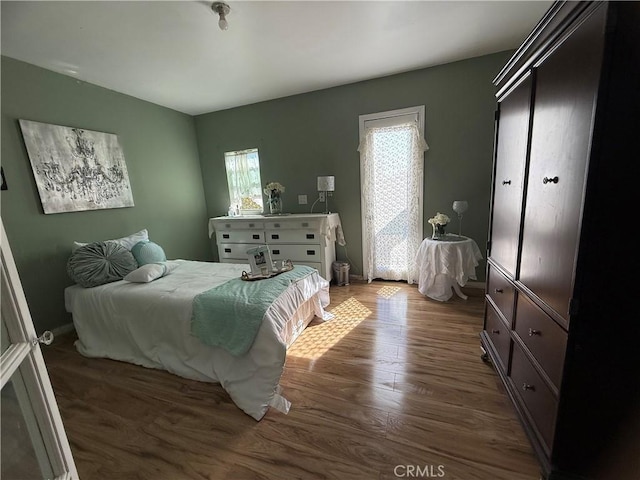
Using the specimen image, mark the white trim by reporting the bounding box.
[51,322,76,338]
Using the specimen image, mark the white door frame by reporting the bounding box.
[358,105,426,281]
[1,219,78,480]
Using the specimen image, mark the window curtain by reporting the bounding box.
[225,149,261,209]
[358,122,428,284]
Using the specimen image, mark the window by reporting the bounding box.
[224,148,263,213]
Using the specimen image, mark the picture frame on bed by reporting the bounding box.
[246,245,273,276]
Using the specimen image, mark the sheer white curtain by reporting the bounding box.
[224,149,263,210]
[358,122,428,283]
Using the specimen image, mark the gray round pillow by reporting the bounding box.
[67,241,138,288]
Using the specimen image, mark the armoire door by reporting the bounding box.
[518,7,607,322]
[489,74,532,277]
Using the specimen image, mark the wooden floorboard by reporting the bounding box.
[43,281,542,480]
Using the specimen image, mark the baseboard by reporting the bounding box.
[51,322,75,338]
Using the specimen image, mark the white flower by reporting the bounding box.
[428,212,450,226]
[264,182,285,195]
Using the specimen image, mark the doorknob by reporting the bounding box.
[32,330,54,347]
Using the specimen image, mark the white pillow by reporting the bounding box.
[124,262,176,283]
[72,229,149,252]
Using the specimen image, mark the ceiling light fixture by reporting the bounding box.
[212,2,230,31]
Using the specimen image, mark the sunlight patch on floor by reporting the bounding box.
[288,297,372,360]
[377,286,401,299]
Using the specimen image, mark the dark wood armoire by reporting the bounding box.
[481,2,639,479]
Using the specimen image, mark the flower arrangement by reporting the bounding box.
[263,182,285,196]
[428,212,450,239]
[428,212,450,227]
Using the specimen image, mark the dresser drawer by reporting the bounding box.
[218,243,257,260]
[510,343,558,451]
[217,230,264,244]
[214,220,264,230]
[264,219,322,230]
[270,244,322,263]
[485,302,511,371]
[486,265,516,326]
[266,230,320,244]
[514,294,567,390]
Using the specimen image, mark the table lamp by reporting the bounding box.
[452,200,469,236]
[317,176,335,213]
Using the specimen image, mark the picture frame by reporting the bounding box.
[246,245,273,276]
[18,119,134,214]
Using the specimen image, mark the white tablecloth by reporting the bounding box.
[415,235,483,301]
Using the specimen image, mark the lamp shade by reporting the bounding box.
[317,176,335,192]
[452,200,468,214]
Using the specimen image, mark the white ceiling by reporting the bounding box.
[1,1,552,116]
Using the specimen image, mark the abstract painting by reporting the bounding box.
[19,119,134,214]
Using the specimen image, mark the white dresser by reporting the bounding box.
[208,213,343,281]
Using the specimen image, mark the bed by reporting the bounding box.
[64,259,330,420]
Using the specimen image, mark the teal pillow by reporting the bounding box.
[131,240,166,266]
[67,242,138,288]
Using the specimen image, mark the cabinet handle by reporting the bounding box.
[272,234,279,239]
[522,383,536,392]
[306,234,315,239]
[494,288,504,294]
[491,329,500,334]
[528,328,541,336]
[252,234,260,239]
[502,180,511,185]
[273,249,280,255]
[222,234,230,239]
[543,176,559,184]
[224,248,231,253]
[306,250,316,256]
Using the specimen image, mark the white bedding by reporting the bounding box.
[64,260,330,420]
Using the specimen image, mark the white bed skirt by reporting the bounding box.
[64,260,330,420]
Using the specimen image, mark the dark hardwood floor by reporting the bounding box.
[42,281,541,480]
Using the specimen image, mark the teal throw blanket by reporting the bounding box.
[191,266,316,356]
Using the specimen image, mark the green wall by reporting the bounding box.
[1,56,211,333]
[195,51,511,279]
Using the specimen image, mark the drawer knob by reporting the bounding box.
[491,329,500,334]
[224,248,231,253]
[494,288,504,294]
[528,328,541,336]
[522,383,536,392]
[273,249,280,255]
[543,176,559,184]
[502,180,511,185]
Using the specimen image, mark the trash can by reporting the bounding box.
[332,261,350,286]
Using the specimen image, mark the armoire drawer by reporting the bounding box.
[510,343,558,452]
[265,230,320,244]
[270,244,322,263]
[486,265,516,326]
[485,302,511,371]
[218,230,264,244]
[514,294,567,390]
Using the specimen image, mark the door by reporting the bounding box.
[1,220,78,479]
[519,8,606,321]
[489,74,532,278]
[358,106,427,283]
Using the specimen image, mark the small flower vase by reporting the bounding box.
[432,223,446,240]
[268,192,282,214]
